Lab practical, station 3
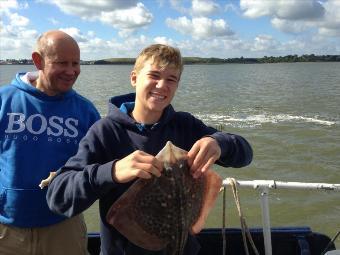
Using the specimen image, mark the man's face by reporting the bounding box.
[40,43,80,96]
[131,60,180,121]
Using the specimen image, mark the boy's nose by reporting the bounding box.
[156,79,167,88]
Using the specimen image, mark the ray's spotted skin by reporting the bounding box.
[106,141,222,255]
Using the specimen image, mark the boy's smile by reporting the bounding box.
[131,60,180,124]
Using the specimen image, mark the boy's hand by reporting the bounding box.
[112,150,163,183]
[187,137,221,179]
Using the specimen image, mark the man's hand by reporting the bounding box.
[112,150,163,183]
[187,137,221,179]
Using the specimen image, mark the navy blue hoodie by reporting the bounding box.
[47,93,253,255]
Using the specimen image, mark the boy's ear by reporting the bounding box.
[130,71,137,88]
[32,52,44,70]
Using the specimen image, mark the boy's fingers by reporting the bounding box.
[134,151,163,172]
[191,147,214,172]
[147,165,162,177]
[192,158,214,179]
[134,169,153,179]
[200,158,215,174]
[188,143,200,167]
[134,162,162,178]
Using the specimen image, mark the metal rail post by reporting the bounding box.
[259,186,272,255]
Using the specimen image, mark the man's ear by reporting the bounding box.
[130,71,137,88]
[32,52,44,70]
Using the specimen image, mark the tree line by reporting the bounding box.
[94,54,340,64]
[1,54,339,65]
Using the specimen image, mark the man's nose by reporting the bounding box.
[65,64,79,74]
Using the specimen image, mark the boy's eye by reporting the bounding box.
[167,75,179,83]
[148,73,159,79]
[168,78,178,83]
[168,77,177,82]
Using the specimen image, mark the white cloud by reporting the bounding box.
[0,0,28,17]
[60,27,88,42]
[240,0,325,20]
[169,0,189,14]
[154,36,168,44]
[166,16,234,39]
[48,0,138,17]
[99,3,153,29]
[239,0,340,38]
[87,31,95,37]
[171,37,254,58]
[224,3,239,14]
[279,36,340,55]
[318,0,340,36]
[191,0,219,16]
[0,2,38,59]
[154,36,176,46]
[318,27,340,37]
[72,34,155,60]
[1,0,340,60]
[48,0,153,33]
[274,0,324,20]
[0,24,38,59]
[0,1,153,60]
[271,17,311,34]
[281,40,306,52]
[77,37,114,60]
[0,0,19,16]
[118,29,135,38]
[251,34,279,52]
[169,0,220,17]
[9,13,29,27]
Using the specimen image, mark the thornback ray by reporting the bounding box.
[106,141,222,254]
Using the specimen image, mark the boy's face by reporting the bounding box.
[131,60,180,122]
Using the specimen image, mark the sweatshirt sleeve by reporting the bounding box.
[210,131,253,168]
[187,113,253,168]
[46,123,116,218]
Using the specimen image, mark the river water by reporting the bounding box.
[1,63,339,246]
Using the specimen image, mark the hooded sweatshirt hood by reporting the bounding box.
[12,72,76,101]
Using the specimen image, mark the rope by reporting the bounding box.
[222,186,227,255]
[227,178,260,255]
[321,231,340,255]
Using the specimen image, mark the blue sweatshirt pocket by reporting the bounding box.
[0,184,66,228]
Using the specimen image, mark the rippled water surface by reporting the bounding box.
[1,63,339,246]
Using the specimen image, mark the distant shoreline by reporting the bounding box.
[1,54,339,65]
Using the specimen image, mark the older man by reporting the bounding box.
[0,30,100,255]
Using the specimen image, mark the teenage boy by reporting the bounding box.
[47,44,252,255]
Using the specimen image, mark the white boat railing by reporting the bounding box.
[222,179,340,255]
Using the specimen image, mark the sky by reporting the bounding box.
[1,0,340,61]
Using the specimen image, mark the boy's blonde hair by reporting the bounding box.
[133,44,183,77]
